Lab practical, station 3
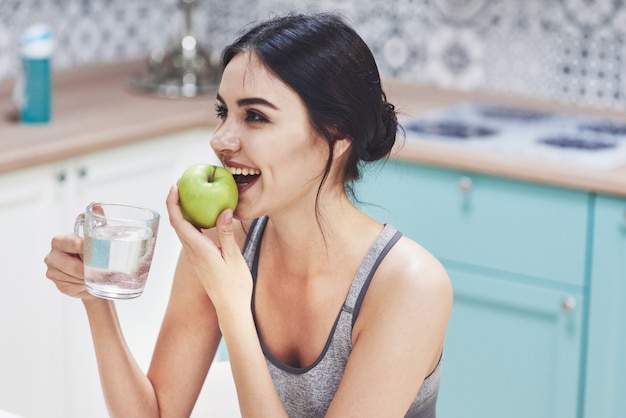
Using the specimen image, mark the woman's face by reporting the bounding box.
[210,51,330,221]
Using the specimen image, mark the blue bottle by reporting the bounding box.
[13,24,55,124]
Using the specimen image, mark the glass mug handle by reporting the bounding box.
[74,212,85,237]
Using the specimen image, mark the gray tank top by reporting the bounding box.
[242,217,442,418]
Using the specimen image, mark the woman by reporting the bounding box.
[44,13,452,418]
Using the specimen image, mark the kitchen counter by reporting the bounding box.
[0,60,215,174]
[2,60,626,197]
[384,82,626,197]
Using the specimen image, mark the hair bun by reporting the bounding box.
[363,100,398,162]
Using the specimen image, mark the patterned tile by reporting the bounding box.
[556,33,625,107]
[426,26,485,89]
[559,0,623,34]
[426,0,503,31]
[0,0,624,110]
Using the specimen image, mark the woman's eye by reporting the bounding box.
[215,103,227,119]
[246,110,268,123]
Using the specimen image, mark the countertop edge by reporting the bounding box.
[0,115,212,174]
[392,140,626,197]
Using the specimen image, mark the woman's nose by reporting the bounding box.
[210,130,241,156]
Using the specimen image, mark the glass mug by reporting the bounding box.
[74,203,160,300]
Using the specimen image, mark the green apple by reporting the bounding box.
[177,163,238,229]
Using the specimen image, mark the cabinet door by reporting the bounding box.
[438,269,584,418]
[584,195,626,418]
[0,166,66,418]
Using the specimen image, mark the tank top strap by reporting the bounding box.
[243,216,269,271]
[343,224,402,328]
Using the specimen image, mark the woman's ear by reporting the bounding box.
[331,129,352,161]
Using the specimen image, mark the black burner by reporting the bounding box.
[578,121,626,136]
[539,135,617,151]
[405,120,498,139]
[477,105,552,122]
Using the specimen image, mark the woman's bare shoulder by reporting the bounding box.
[366,234,452,319]
[389,236,449,288]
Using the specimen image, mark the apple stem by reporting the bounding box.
[207,165,216,182]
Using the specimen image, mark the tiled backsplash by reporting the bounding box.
[1,0,625,110]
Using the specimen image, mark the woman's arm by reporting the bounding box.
[147,250,223,417]
[45,233,222,417]
[82,298,160,417]
[84,251,223,417]
[217,300,289,417]
[166,187,290,418]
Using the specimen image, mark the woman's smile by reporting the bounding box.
[225,163,261,194]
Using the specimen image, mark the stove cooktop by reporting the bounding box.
[402,103,626,170]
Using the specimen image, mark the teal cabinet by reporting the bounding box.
[358,161,589,285]
[440,269,583,418]
[356,160,589,418]
[584,196,626,418]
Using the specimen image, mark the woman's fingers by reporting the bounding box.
[215,209,239,261]
[166,184,204,242]
[45,234,84,280]
[52,233,84,256]
[44,251,82,282]
[44,233,90,298]
[166,184,185,228]
[166,184,227,252]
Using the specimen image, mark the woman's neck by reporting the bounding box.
[260,194,379,281]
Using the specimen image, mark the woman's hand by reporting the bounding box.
[166,185,253,316]
[44,233,98,301]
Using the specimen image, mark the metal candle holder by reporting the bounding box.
[128,0,220,98]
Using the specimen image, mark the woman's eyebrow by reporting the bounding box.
[215,92,278,110]
[237,97,279,110]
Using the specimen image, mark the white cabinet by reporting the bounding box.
[0,165,66,418]
[0,128,218,418]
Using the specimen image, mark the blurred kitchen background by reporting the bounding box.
[0,0,625,110]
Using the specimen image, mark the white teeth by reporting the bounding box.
[227,166,260,176]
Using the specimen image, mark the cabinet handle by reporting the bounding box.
[458,176,472,193]
[77,167,88,178]
[56,171,67,183]
[561,296,577,313]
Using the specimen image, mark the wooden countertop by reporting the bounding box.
[2,60,626,197]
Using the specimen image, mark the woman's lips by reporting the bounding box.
[236,175,259,194]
